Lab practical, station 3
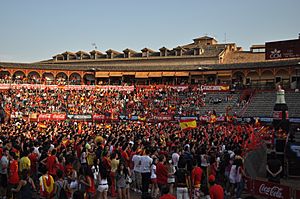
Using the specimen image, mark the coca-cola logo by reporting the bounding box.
[38,114,51,120]
[259,184,283,198]
[93,114,105,120]
[52,114,66,120]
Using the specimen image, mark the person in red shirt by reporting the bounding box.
[191,160,203,199]
[28,147,38,175]
[8,152,19,199]
[159,185,176,199]
[41,149,58,177]
[156,154,168,195]
[209,175,224,199]
[80,167,96,199]
[121,144,130,168]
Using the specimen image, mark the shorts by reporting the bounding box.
[0,174,8,188]
[151,178,157,184]
[97,184,109,192]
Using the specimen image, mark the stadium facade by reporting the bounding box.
[0,35,300,89]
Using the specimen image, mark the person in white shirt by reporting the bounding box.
[171,148,180,169]
[150,158,159,198]
[139,148,152,196]
[131,152,142,193]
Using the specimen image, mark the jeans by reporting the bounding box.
[177,187,190,199]
[236,179,244,198]
[141,172,151,194]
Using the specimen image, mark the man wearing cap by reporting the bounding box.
[209,175,224,199]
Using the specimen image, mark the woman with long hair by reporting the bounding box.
[150,158,159,198]
[167,158,176,195]
[97,163,109,199]
[115,162,129,199]
[80,167,96,199]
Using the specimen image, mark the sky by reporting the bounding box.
[0,0,299,63]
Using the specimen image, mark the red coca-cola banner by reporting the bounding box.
[92,114,106,121]
[252,179,291,199]
[38,113,66,121]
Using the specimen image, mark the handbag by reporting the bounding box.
[126,175,132,184]
[70,180,78,189]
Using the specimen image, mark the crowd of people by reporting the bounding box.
[0,85,269,199]
[0,86,240,122]
[0,117,272,199]
[0,74,81,85]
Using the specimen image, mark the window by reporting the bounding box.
[275,76,282,83]
[246,78,251,85]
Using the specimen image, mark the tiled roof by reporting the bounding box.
[223,51,266,64]
[1,58,299,72]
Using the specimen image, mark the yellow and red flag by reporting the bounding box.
[210,114,217,123]
[179,119,197,130]
[37,123,47,129]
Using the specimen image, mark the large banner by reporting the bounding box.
[0,84,134,91]
[252,179,291,199]
[149,115,173,122]
[266,39,300,60]
[136,85,189,91]
[92,114,106,121]
[38,113,66,121]
[66,114,92,121]
[200,85,229,91]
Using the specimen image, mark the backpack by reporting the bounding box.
[57,181,68,199]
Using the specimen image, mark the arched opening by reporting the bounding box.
[0,71,11,83]
[42,72,54,85]
[232,71,245,89]
[261,70,274,89]
[275,69,290,88]
[56,72,68,85]
[83,74,95,85]
[69,73,81,85]
[246,71,259,88]
[28,71,41,84]
[13,71,26,82]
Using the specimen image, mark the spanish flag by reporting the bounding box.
[180,119,197,130]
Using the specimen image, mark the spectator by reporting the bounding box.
[159,185,176,199]
[11,169,36,199]
[209,175,224,199]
